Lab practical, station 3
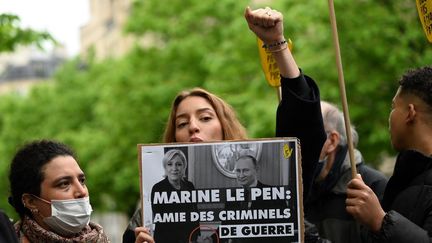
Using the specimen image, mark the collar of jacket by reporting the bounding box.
[382,150,432,211]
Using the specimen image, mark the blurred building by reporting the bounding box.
[0,46,67,95]
[80,0,134,60]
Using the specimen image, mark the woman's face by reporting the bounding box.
[175,96,223,142]
[165,155,185,182]
[34,155,88,218]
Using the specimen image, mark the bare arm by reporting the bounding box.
[244,6,299,79]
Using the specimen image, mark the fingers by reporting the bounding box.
[344,172,386,232]
[134,227,154,243]
[347,174,366,190]
[244,6,252,19]
[244,6,282,28]
[134,227,150,236]
[346,175,374,214]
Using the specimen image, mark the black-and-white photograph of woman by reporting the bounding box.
[150,149,200,243]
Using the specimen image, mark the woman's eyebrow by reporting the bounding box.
[176,108,214,119]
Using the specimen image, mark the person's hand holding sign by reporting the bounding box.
[134,227,154,243]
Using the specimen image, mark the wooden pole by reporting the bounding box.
[276,86,282,102]
[327,0,357,178]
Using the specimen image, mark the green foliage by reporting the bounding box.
[0,0,431,218]
[0,14,56,52]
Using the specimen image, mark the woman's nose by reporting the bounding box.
[188,119,200,133]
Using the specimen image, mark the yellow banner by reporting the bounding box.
[258,38,293,87]
[416,0,432,43]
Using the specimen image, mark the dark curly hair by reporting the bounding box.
[8,140,77,218]
[399,66,432,108]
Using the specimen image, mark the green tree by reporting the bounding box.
[0,14,55,52]
[0,0,431,219]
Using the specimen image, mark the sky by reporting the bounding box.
[0,0,90,57]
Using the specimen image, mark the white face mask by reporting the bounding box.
[41,197,93,236]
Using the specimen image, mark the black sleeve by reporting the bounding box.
[281,72,314,100]
[276,73,326,201]
[122,228,136,243]
[122,206,141,243]
[363,210,432,243]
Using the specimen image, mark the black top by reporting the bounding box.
[151,177,200,243]
[0,210,18,243]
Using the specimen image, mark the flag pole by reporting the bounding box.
[276,86,281,102]
[327,0,357,178]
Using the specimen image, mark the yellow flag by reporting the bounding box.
[416,0,432,43]
[257,38,293,87]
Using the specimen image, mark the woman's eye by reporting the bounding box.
[200,116,212,122]
[80,177,86,185]
[177,122,188,128]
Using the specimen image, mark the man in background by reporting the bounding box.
[306,101,388,243]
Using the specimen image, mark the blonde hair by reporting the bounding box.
[163,88,248,142]
[163,149,187,178]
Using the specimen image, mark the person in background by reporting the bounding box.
[245,5,341,243]
[124,5,327,242]
[346,66,432,242]
[8,140,114,242]
[150,149,200,243]
[306,101,387,243]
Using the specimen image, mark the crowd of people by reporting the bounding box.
[1,5,431,243]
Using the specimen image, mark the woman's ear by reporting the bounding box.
[22,193,38,210]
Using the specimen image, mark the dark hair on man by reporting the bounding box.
[8,140,76,218]
[399,66,432,108]
[236,154,258,169]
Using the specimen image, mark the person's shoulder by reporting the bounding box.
[358,163,388,186]
[183,179,195,187]
[152,177,169,189]
[256,180,271,188]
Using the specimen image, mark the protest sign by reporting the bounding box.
[138,138,303,242]
[417,0,432,42]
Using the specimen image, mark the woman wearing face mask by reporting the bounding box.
[8,140,153,243]
[150,149,200,243]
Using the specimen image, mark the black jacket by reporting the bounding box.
[0,210,18,243]
[151,178,200,243]
[306,147,387,243]
[277,74,327,200]
[362,150,432,242]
